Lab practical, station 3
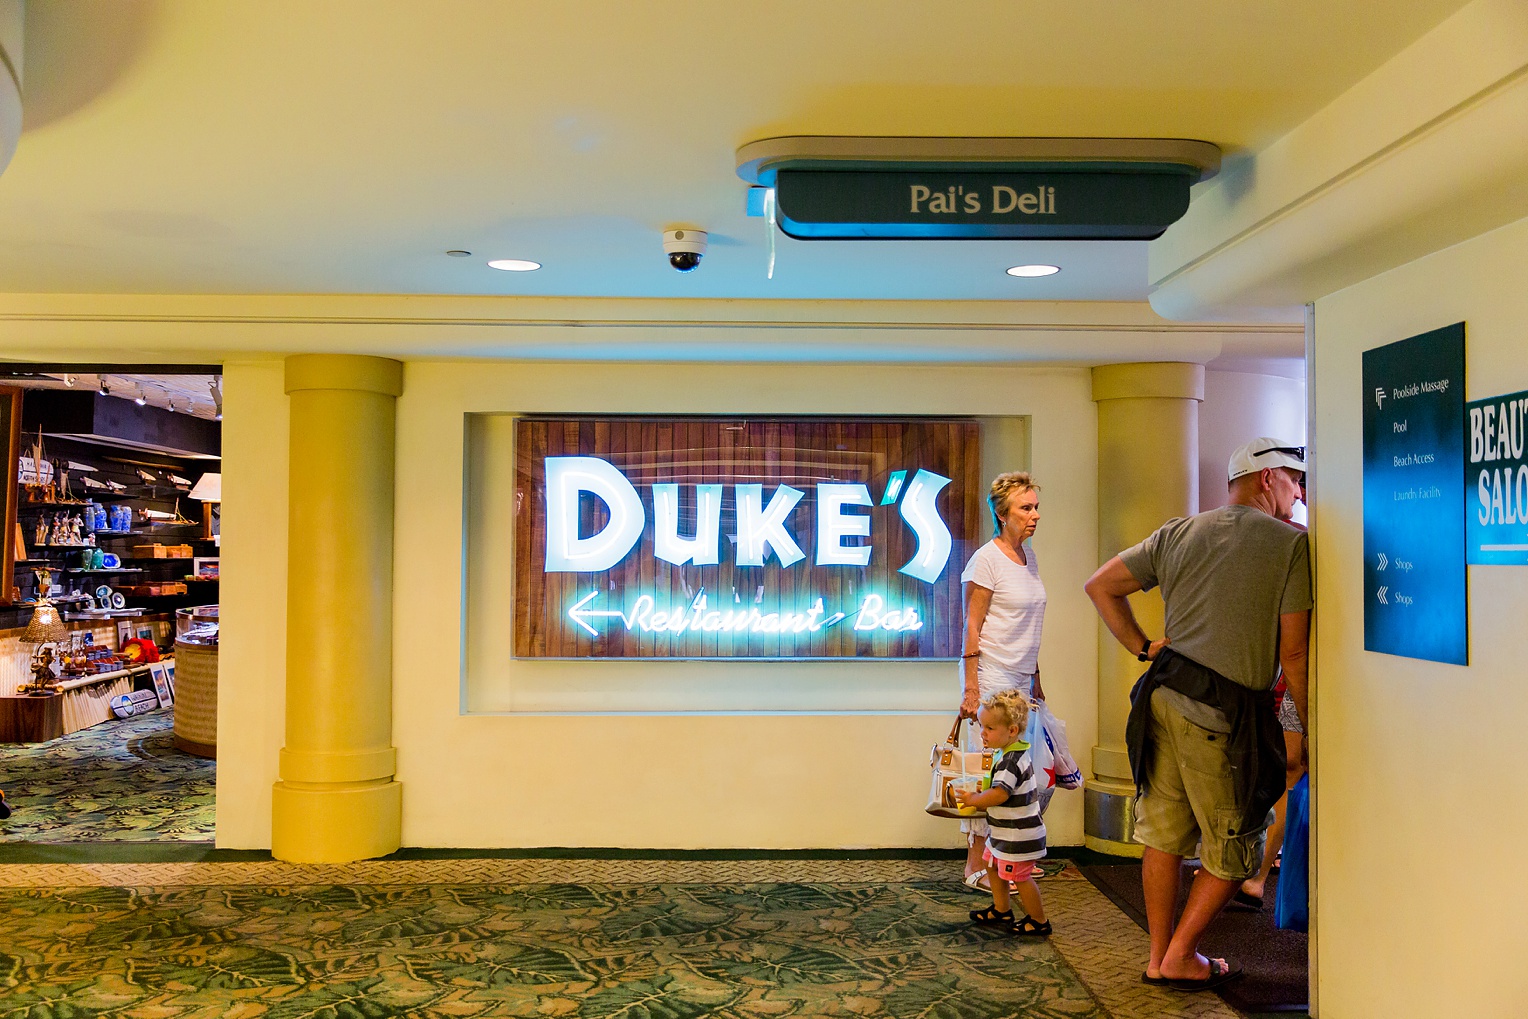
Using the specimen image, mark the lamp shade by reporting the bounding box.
[188,473,222,502]
[21,603,68,644]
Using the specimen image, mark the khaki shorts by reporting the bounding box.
[1133,689,1270,881]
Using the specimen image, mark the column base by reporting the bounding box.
[272,779,402,863]
[1084,834,1145,858]
[1084,779,1142,858]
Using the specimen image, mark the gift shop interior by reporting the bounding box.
[0,367,220,845]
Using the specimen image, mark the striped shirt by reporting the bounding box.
[985,741,1047,863]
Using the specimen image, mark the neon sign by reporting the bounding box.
[513,417,981,660]
[567,590,926,638]
[545,456,953,582]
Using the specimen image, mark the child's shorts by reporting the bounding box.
[983,845,1039,883]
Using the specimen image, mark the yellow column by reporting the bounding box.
[271,355,404,862]
[1086,362,1203,855]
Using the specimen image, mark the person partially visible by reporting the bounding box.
[957,472,1048,888]
[1084,438,1311,992]
[1233,672,1307,909]
[954,689,1051,936]
[1235,481,1310,908]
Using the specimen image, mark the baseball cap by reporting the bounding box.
[1228,438,1307,482]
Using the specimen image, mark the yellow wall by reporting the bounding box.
[225,359,1092,851]
[216,359,290,847]
[1313,215,1528,1016]
[391,362,1097,848]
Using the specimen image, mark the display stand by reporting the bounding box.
[0,691,63,742]
[0,664,157,743]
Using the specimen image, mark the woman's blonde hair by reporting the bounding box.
[980,688,1031,732]
[988,471,1039,535]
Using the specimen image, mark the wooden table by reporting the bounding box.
[0,692,64,743]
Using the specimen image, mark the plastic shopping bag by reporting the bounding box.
[1019,706,1055,813]
[1037,703,1084,790]
[1274,773,1310,932]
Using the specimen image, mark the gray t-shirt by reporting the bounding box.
[1120,504,1313,730]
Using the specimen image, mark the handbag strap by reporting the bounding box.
[945,716,964,748]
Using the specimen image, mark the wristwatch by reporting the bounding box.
[1137,639,1152,662]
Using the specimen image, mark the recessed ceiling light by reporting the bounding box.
[445,250,472,257]
[1006,264,1061,278]
[487,259,541,272]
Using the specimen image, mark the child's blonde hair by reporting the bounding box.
[981,688,1031,732]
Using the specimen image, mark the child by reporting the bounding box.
[953,689,1050,935]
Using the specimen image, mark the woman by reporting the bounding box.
[958,471,1047,887]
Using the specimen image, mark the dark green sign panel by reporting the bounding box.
[775,168,1195,240]
[1362,323,1468,665]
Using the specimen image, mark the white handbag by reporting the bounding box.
[925,717,994,819]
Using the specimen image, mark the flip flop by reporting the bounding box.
[1141,973,1169,986]
[1168,958,1242,992]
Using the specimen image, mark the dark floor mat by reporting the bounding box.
[1079,862,1308,1013]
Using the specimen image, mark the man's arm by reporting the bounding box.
[1084,557,1170,660]
[1278,609,1311,732]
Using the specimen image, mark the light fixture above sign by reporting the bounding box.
[736,136,1220,241]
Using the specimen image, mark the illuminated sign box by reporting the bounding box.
[513,417,982,659]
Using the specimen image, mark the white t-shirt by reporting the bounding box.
[960,539,1046,676]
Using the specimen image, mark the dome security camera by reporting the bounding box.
[662,229,707,272]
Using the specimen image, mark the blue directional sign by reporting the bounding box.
[1362,323,1468,665]
[1466,387,1528,564]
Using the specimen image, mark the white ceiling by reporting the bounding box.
[0,1,1470,305]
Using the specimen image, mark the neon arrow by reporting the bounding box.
[1377,585,1389,605]
[567,591,631,637]
[1377,552,1388,571]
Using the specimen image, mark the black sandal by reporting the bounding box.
[1012,914,1052,936]
[969,905,1014,926]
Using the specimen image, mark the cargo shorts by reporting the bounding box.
[1133,688,1270,881]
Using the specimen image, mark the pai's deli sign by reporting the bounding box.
[512,417,983,659]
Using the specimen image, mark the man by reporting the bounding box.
[1084,438,1311,991]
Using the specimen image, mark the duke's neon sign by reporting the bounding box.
[543,456,953,583]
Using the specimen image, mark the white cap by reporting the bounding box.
[1228,438,1306,482]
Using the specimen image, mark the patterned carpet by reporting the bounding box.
[0,878,1108,1019]
[0,710,216,842]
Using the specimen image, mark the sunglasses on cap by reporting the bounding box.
[1256,444,1306,460]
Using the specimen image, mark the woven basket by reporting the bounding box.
[172,641,218,758]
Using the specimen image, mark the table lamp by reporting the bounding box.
[189,473,221,541]
[19,567,68,695]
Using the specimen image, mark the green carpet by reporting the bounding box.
[0,881,1106,1018]
[0,709,215,842]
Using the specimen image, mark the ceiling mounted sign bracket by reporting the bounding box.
[735,136,1221,241]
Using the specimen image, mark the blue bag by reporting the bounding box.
[1274,773,1309,931]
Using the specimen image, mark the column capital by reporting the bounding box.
[1091,362,1204,403]
[285,354,403,397]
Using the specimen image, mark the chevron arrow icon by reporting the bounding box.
[1377,552,1388,571]
[1377,585,1389,605]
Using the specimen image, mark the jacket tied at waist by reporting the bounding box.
[1125,647,1286,836]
